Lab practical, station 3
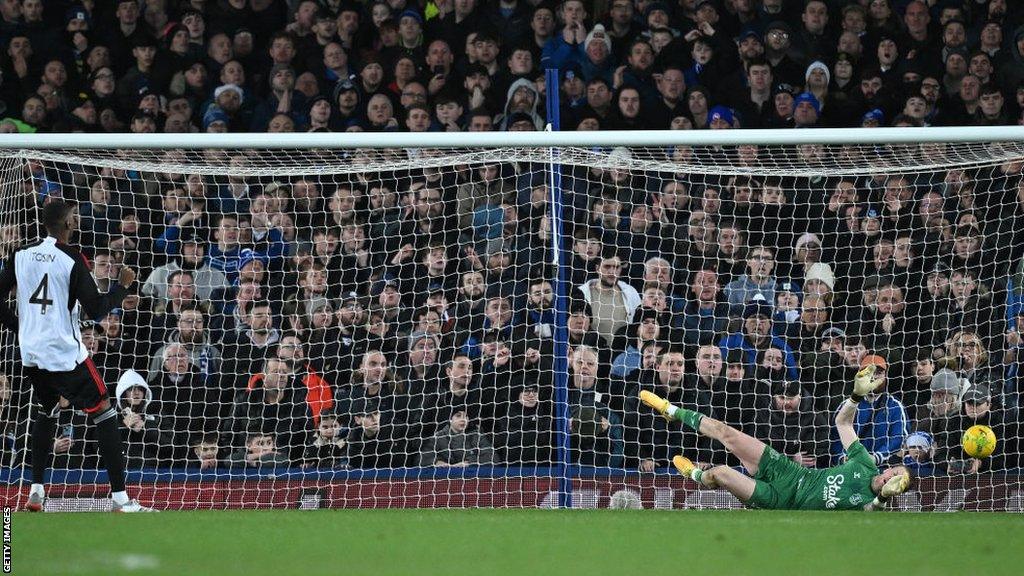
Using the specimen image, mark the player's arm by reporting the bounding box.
[70,253,135,320]
[0,253,17,330]
[835,365,879,450]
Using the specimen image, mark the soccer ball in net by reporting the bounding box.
[961,425,997,459]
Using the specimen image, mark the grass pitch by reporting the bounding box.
[12,509,1024,576]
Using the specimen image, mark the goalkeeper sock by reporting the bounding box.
[30,483,45,497]
[672,408,704,432]
[112,491,130,506]
[92,409,127,493]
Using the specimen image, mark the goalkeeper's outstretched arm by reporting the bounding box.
[836,365,878,450]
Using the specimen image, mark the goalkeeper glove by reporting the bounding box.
[851,365,880,402]
[870,472,910,510]
[880,473,910,499]
[639,390,672,421]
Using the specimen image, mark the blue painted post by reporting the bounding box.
[545,68,572,509]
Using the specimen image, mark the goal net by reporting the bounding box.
[0,132,1022,511]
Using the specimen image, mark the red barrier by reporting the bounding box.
[2,476,1020,511]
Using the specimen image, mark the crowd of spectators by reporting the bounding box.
[0,0,1022,478]
[1,0,1023,134]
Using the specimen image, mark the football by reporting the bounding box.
[962,425,997,459]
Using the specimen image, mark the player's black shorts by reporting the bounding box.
[23,358,108,415]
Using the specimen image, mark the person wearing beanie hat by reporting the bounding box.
[306,94,333,131]
[236,248,268,279]
[900,431,940,476]
[330,78,360,128]
[398,9,423,25]
[585,23,612,54]
[306,297,334,329]
[792,91,820,127]
[742,296,773,321]
[805,60,831,90]
[66,5,92,28]
[707,105,735,129]
[916,368,965,423]
[644,2,671,24]
[861,108,884,126]
[214,83,244,104]
[773,280,802,325]
[802,57,831,120]
[203,105,229,132]
[804,262,835,295]
[961,384,990,406]
[407,330,440,354]
[794,232,822,253]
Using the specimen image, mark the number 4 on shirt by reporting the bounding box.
[30,273,53,314]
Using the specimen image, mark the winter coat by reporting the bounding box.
[419,424,496,466]
[753,393,831,468]
[499,403,554,466]
[115,370,175,468]
[223,375,311,463]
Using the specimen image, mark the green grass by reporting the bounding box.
[11,509,1024,576]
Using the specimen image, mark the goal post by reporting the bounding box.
[0,127,1023,511]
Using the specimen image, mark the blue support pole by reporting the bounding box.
[545,68,572,509]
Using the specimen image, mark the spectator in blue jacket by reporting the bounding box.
[718,295,799,381]
[540,0,588,71]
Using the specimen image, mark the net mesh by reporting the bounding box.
[0,141,1021,511]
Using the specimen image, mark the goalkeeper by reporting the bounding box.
[640,365,911,510]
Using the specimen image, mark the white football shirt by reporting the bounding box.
[0,237,126,372]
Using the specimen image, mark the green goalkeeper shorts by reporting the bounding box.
[747,446,806,510]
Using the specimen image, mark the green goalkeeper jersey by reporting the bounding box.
[792,440,879,510]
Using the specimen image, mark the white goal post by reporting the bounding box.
[0,127,1022,511]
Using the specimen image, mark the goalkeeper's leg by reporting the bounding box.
[697,418,768,475]
[640,391,767,474]
[700,465,757,501]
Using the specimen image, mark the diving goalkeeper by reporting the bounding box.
[639,365,911,510]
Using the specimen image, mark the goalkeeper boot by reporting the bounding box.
[672,455,696,478]
[639,390,671,419]
[112,499,158,513]
[25,491,45,512]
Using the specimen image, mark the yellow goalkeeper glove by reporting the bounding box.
[639,390,672,421]
[880,473,910,500]
[852,365,881,399]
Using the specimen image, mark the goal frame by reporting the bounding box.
[1,125,1024,149]
[2,125,1023,511]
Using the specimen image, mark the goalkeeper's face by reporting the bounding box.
[872,465,909,494]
